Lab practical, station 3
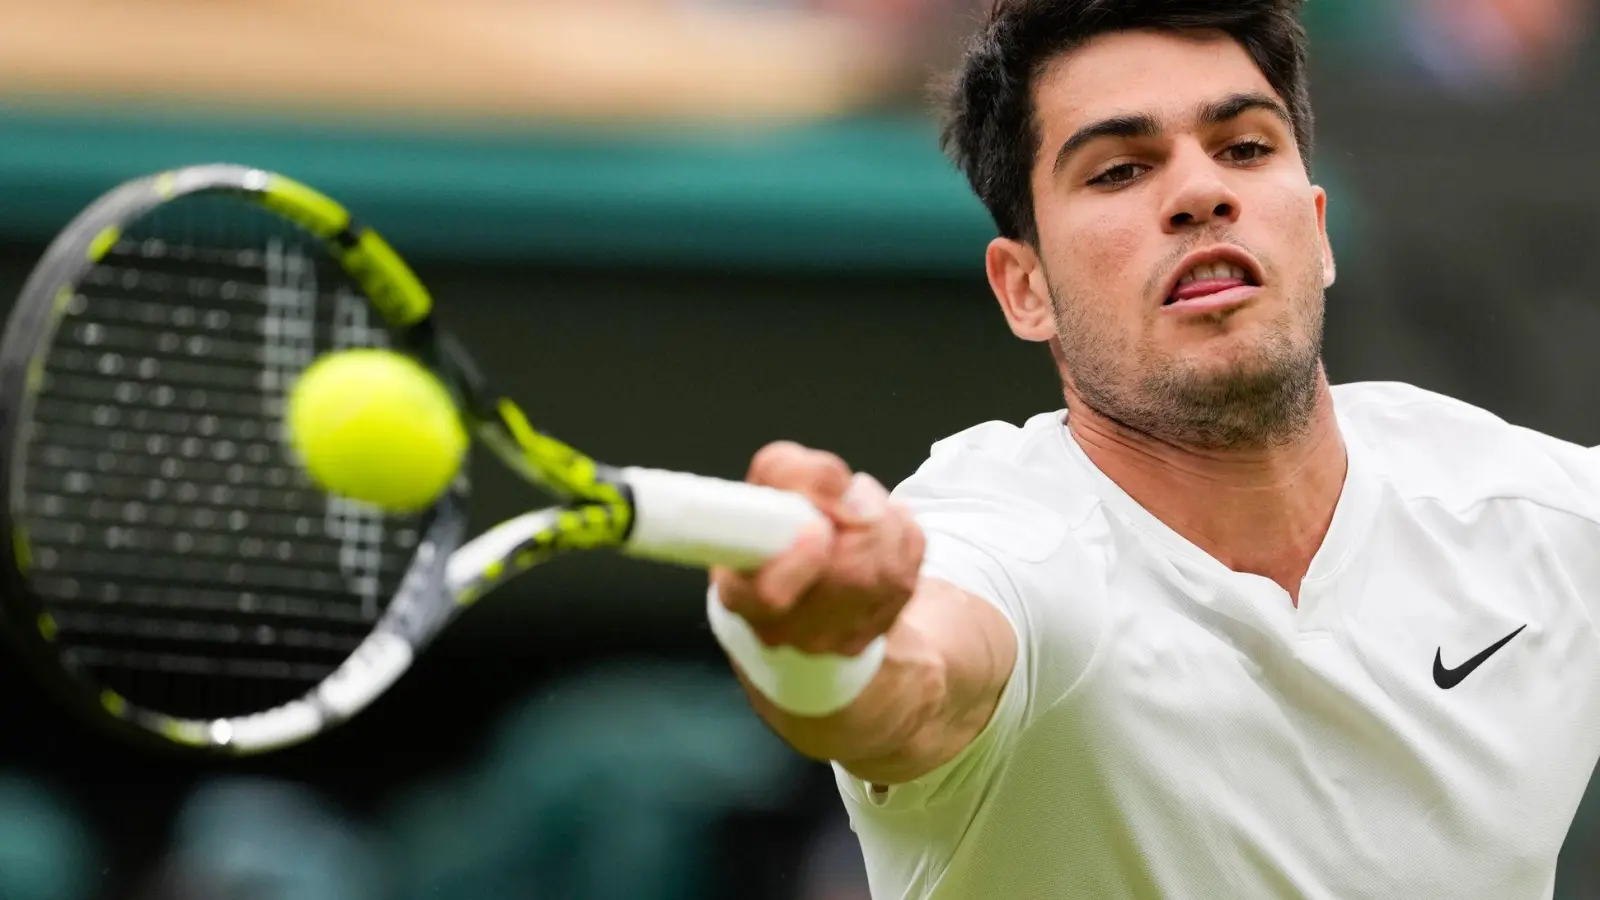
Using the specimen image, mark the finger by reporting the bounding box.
[835,471,890,527]
[750,516,835,613]
[747,441,854,510]
[847,498,920,575]
[711,566,764,619]
[820,493,912,593]
[711,515,834,622]
[713,564,796,624]
[710,570,796,649]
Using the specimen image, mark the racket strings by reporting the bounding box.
[18,201,423,720]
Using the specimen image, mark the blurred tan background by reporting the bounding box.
[0,0,933,121]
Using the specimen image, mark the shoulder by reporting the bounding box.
[1334,382,1600,522]
[896,410,1084,504]
[892,412,1096,563]
[909,411,1064,480]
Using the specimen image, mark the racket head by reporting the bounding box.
[0,164,471,753]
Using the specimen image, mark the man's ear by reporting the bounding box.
[986,237,1056,342]
[1314,186,1336,289]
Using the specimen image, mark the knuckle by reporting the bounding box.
[809,450,853,482]
[751,621,791,648]
[892,549,923,595]
[792,519,836,561]
[835,526,917,596]
[800,453,853,504]
[721,581,792,623]
[745,589,793,619]
[713,576,756,611]
[747,443,853,501]
[825,556,877,595]
[748,441,806,485]
[754,565,818,611]
[884,502,920,538]
[895,517,927,579]
[709,565,742,593]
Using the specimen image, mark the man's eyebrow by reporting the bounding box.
[1198,91,1293,131]
[1052,113,1161,174]
[1050,92,1292,174]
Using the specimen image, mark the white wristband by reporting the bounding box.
[706,585,887,717]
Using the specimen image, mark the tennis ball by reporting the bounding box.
[285,348,467,512]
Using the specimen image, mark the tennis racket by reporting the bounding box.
[0,163,821,754]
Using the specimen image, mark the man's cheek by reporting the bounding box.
[1074,219,1144,289]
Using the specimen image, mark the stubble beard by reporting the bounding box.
[1050,272,1326,453]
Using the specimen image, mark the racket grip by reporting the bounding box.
[621,467,825,571]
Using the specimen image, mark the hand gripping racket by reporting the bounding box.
[0,164,821,753]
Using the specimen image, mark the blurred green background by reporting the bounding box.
[0,1,1598,898]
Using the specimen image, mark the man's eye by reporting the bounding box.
[1090,163,1145,187]
[1223,140,1274,163]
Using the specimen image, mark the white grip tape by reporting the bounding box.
[706,584,886,717]
[622,467,825,570]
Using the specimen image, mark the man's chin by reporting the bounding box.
[1162,334,1323,405]
[1171,339,1299,387]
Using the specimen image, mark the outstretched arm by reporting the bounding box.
[709,443,1017,785]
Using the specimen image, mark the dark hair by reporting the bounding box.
[940,0,1315,243]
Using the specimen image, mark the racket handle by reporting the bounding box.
[621,467,826,571]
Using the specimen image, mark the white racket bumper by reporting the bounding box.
[316,631,415,719]
[184,630,414,754]
[212,701,323,754]
[621,467,824,570]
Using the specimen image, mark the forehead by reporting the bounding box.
[1032,29,1283,146]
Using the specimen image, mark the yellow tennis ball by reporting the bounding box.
[286,349,467,512]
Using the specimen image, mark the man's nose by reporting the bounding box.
[1160,146,1242,233]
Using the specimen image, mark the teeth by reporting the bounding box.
[1177,261,1249,287]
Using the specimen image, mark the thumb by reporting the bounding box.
[834,472,890,527]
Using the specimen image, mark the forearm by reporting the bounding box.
[726,578,1016,785]
[735,612,945,768]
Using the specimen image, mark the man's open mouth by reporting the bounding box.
[1164,260,1260,306]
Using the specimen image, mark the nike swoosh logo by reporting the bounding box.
[1433,624,1527,690]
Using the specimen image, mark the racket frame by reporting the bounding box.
[0,164,819,754]
[0,165,479,752]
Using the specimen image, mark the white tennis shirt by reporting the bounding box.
[834,382,1600,899]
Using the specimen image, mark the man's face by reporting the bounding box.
[1021,29,1334,450]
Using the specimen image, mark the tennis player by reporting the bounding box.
[706,1,1600,897]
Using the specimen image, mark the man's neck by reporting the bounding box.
[1066,383,1347,606]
